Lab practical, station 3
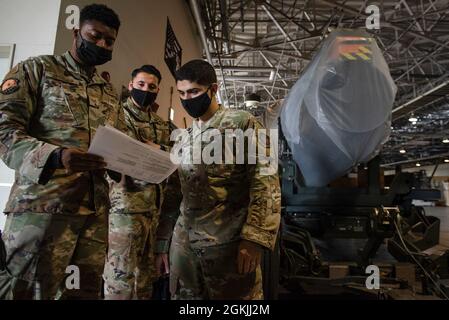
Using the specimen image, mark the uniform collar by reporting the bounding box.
[62,51,106,85]
[193,105,226,132]
[124,97,151,122]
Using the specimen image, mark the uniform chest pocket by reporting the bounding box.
[136,126,153,143]
[87,86,116,126]
[203,131,244,180]
[153,122,170,146]
[41,76,88,128]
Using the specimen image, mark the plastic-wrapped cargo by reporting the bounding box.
[281,29,397,187]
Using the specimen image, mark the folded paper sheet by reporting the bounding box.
[88,126,178,184]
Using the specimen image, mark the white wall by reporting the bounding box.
[0,0,61,230]
[0,0,61,65]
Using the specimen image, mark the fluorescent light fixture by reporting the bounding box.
[443,138,449,144]
[244,93,261,108]
[445,159,449,163]
[409,116,418,122]
[169,108,175,121]
[399,149,406,154]
[416,163,421,167]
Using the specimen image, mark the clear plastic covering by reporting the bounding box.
[281,29,397,187]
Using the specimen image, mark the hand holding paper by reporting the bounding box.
[88,126,178,184]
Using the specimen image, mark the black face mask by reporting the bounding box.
[181,87,212,118]
[76,33,112,66]
[131,88,158,109]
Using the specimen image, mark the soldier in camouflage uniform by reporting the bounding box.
[0,5,124,300]
[103,65,172,300]
[156,60,281,300]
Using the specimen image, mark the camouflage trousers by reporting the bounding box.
[169,220,263,300]
[0,212,107,300]
[103,212,158,300]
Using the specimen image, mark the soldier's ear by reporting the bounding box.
[128,81,133,92]
[210,83,219,96]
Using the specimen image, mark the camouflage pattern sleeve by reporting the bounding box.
[114,94,128,134]
[240,118,281,250]
[0,60,60,184]
[155,170,182,254]
[104,94,127,185]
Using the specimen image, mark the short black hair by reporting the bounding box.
[175,60,217,86]
[132,65,162,84]
[80,4,121,32]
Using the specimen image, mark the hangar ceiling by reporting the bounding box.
[188,0,449,169]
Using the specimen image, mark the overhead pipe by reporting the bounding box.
[226,76,272,82]
[214,66,276,72]
[261,4,302,58]
[189,0,227,104]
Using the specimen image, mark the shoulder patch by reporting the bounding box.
[0,78,20,95]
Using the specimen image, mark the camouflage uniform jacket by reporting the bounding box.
[109,97,171,215]
[0,51,125,215]
[167,106,281,250]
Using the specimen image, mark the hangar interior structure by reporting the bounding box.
[187,0,449,300]
[191,0,449,170]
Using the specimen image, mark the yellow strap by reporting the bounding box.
[356,52,371,60]
[359,46,372,54]
[341,53,357,60]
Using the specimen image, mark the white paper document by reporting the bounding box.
[88,126,178,184]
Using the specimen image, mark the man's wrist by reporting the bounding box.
[39,147,65,185]
[48,148,65,169]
